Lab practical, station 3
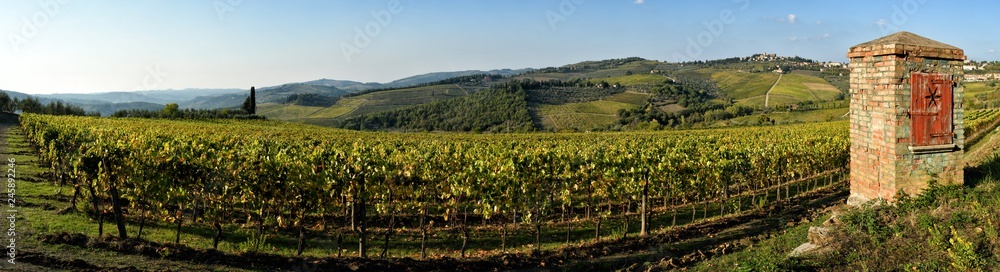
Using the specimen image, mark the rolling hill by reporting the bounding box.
[1,55,848,128]
[253,56,847,132]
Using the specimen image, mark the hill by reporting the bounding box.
[79,102,165,116]
[180,83,349,110]
[254,56,848,132]
[2,55,848,126]
[336,87,534,132]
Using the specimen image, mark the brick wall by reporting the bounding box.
[847,37,965,205]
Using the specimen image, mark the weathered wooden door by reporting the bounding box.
[910,72,954,146]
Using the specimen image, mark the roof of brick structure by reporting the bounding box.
[848,31,964,60]
[852,31,959,50]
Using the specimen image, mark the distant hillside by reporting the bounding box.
[40,92,170,105]
[257,79,488,127]
[336,87,534,132]
[80,102,165,116]
[41,88,244,105]
[0,89,37,101]
[2,55,850,129]
[302,69,531,92]
[133,88,244,102]
[381,69,531,89]
[300,79,382,92]
[283,93,338,107]
[181,83,348,109]
[320,56,851,132]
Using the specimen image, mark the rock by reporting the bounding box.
[846,193,871,206]
[788,242,821,257]
[808,226,833,246]
[823,212,841,226]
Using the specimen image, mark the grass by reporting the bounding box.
[534,100,641,131]
[256,103,325,120]
[358,85,467,106]
[604,92,651,105]
[724,108,848,126]
[691,133,1000,271]
[689,214,831,271]
[308,104,355,118]
[790,70,821,77]
[712,71,780,99]
[964,82,994,97]
[587,74,669,86]
[769,73,842,105]
[735,96,767,107]
[674,68,715,81]
[964,82,1000,110]
[259,85,472,126]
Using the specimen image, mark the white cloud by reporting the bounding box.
[875,19,888,26]
[990,49,997,53]
[787,14,797,24]
[822,33,831,39]
[633,0,645,4]
[816,20,822,25]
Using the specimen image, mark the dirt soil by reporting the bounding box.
[35,183,847,271]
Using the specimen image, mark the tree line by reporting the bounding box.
[335,87,534,132]
[0,91,92,116]
[111,104,261,119]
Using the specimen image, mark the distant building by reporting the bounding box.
[964,73,1000,82]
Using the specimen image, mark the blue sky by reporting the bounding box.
[1,0,998,94]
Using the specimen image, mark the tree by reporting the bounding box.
[163,103,179,117]
[243,86,256,115]
[0,92,10,113]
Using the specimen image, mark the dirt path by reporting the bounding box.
[764,73,783,107]
[454,84,471,95]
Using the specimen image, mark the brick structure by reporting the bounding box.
[847,31,966,206]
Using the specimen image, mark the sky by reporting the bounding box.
[1,0,999,94]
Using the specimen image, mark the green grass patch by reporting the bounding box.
[769,73,842,105]
[603,92,650,105]
[674,68,715,81]
[534,100,640,131]
[735,96,767,107]
[725,109,848,126]
[308,105,355,119]
[965,82,994,96]
[587,74,669,86]
[256,103,324,120]
[791,70,821,77]
[712,71,779,99]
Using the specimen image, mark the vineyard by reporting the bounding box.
[965,108,1000,147]
[19,114,849,265]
